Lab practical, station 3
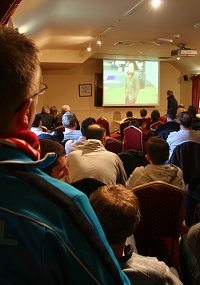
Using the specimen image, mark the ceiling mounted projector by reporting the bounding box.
[171,43,197,57]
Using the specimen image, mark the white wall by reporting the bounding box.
[39,59,192,132]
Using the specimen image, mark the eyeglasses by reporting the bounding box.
[15,83,48,112]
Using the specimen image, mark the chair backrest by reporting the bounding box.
[119,121,130,139]
[105,137,123,154]
[118,151,148,177]
[133,181,185,240]
[96,117,110,136]
[169,141,200,185]
[71,178,106,197]
[123,126,143,152]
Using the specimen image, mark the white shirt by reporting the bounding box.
[166,129,200,158]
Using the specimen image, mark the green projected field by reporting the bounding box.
[104,86,158,105]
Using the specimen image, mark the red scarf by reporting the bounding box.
[0,130,41,160]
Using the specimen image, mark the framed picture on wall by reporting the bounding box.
[79,84,92,97]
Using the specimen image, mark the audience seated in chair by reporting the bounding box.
[62,111,82,141]
[180,222,200,285]
[167,111,200,159]
[31,113,44,136]
[120,111,134,123]
[49,105,58,117]
[147,110,164,136]
[154,110,180,140]
[39,105,56,130]
[65,117,96,156]
[67,124,127,185]
[187,105,200,130]
[126,136,185,190]
[55,104,71,127]
[89,184,183,285]
[39,139,68,180]
[38,129,64,144]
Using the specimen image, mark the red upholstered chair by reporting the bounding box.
[132,181,185,265]
[96,117,110,136]
[123,126,143,152]
[105,137,123,154]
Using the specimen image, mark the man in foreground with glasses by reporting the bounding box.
[0,25,130,285]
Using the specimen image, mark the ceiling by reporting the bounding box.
[11,0,200,72]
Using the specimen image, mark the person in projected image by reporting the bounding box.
[125,62,140,105]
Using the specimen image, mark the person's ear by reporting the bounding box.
[17,98,33,129]
[145,153,151,162]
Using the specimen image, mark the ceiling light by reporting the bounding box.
[96,38,102,46]
[177,57,180,60]
[101,26,114,35]
[152,0,161,8]
[86,42,92,52]
[123,0,145,17]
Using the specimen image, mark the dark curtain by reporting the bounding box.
[191,74,200,110]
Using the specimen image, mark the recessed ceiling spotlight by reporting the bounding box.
[177,57,180,60]
[152,0,161,8]
[96,39,102,46]
[86,42,92,52]
[194,22,200,29]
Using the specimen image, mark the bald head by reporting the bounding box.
[85,124,106,141]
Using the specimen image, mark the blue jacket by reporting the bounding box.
[0,146,130,285]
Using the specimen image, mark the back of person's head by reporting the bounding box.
[89,185,140,245]
[61,104,70,113]
[140,108,147,118]
[126,111,133,118]
[147,136,169,164]
[187,105,197,118]
[167,110,177,121]
[50,105,57,116]
[40,139,65,159]
[0,25,40,131]
[179,111,193,128]
[62,112,77,128]
[129,119,139,128]
[39,139,67,179]
[151,109,160,122]
[81,117,96,136]
[42,105,50,114]
[32,113,42,128]
[85,124,106,141]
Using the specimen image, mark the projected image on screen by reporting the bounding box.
[103,60,159,106]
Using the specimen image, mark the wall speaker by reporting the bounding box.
[183,75,188,81]
[94,73,103,106]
